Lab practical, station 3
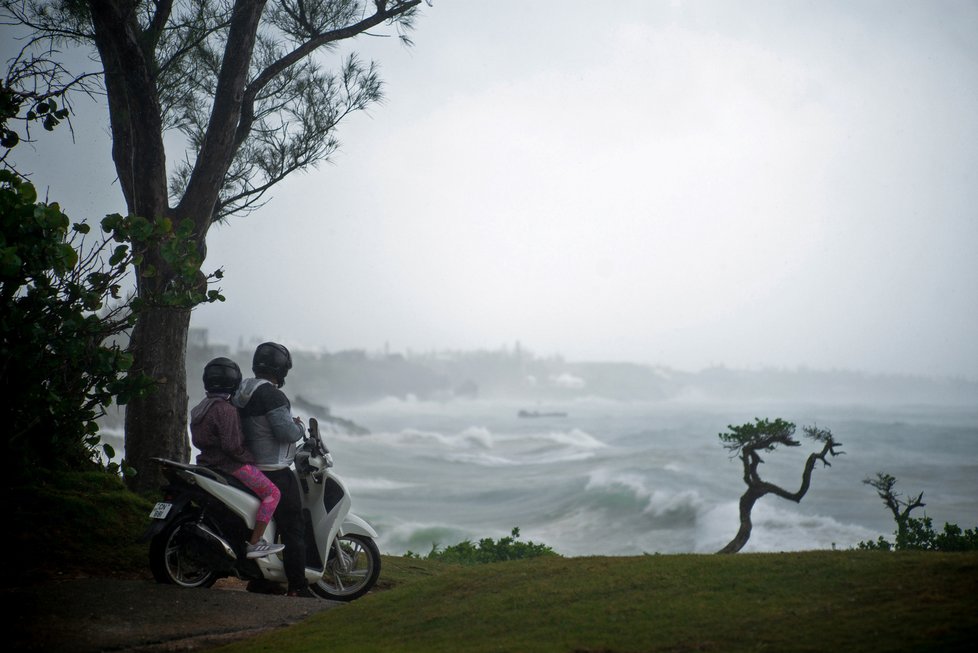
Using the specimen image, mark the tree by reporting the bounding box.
[716,417,843,554]
[862,472,924,548]
[2,0,425,493]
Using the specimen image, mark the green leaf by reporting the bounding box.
[108,244,128,266]
[1,129,19,148]
[0,247,22,276]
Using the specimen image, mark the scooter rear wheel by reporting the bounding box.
[149,512,220,588]
[310,533,381,601]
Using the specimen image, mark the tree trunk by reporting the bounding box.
[718,489,761,554]
[124,305,192,494]
[86,1,183,494]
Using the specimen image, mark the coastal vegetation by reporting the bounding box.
[1,81,150,483]
[859,472,978,552]
[404,527,559,564]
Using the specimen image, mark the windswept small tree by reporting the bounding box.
[860,472,978,551]
[717,418,843,554]
[862,472,924,548]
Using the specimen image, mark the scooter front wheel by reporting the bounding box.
[149,512,220,588]
[311,533,381,601]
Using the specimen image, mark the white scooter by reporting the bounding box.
[142,418,381,601]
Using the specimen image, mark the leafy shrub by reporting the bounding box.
[858,517,978,551]
[405,527,560,564]
[0,170,153,478]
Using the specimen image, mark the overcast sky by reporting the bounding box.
[8,1,978,378]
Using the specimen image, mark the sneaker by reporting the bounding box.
[287,586,318,599]
[246,539,285,559]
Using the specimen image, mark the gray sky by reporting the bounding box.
[9,1,978,378]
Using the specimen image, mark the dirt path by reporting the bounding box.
[9,576,340,652]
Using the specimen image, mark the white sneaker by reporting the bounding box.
[246,539,285,558]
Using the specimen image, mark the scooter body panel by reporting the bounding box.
[341,512,379,538]
[192,474,261,529]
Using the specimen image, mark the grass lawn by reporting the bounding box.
[222,550,978,653]
[18,470,977,652]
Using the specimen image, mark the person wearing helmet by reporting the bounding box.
[233,342,312,597]
[190,357,285,559]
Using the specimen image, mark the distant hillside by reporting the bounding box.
[185,336,977,407]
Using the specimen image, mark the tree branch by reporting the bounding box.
[235,0,420,151]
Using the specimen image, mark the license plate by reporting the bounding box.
[149,502,173,519]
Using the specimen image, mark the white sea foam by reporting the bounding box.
[586,470,650,499]
[459,426,494,448]
[535,428,607,450]
[644,489,704,519]
[443,452,519,467]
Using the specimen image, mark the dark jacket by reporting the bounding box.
[233,378,304,471]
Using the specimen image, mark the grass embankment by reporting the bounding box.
[15,472,978,652]
[13,470,154,581]
[224,550,978,653]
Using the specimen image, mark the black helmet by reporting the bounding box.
[203,357,242,394]
[253,342,292,387]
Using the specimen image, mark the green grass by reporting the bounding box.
[15,472,978,652]
[221,551,978,653]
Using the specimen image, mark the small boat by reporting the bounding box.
[518,409,568,418]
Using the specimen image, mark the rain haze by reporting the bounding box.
[9,0,978,379]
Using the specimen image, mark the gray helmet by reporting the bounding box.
[252,342,292,387]
[203,357,242,394]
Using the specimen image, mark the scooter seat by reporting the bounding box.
[151,458,269,500]
[151,457,228,484]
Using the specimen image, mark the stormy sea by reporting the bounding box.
[317,398,978,556]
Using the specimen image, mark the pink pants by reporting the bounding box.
[232,464,281,525]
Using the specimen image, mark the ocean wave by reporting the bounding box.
[583,469,704,526]
[336,424,609,468]
[443,449,598,467]
[372,520,479,555]
[532,428,608,450]
[459,426,494,448]
[443,452,520,467]
[342,476,419,492]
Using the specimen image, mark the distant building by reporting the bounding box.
[187,327,230,356]
[188,327,209,349]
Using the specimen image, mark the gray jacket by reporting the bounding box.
[233,378,304,471]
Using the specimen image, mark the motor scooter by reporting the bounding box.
[142,418,381,601]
